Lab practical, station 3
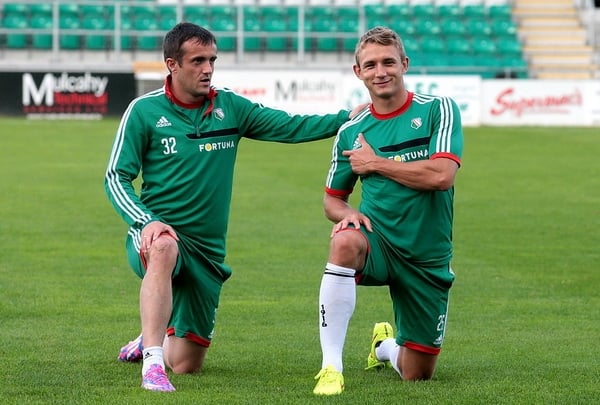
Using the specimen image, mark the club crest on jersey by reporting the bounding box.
[213,108,225,121]
[411,117,422,129]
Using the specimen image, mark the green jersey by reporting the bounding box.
[105,77,349,280]
[326,92,463,265]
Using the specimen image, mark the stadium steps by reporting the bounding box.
[512,0,598,79]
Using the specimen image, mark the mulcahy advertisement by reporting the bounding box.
[0,71,136,118]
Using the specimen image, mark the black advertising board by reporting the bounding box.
[0,71,136,118]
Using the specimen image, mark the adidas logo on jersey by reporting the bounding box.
[155,116,172,128]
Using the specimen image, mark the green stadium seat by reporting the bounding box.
[82,15,109,50]
[208,5,236,21]
[59,3,79,19]
[438,4,461,19]
[467,19,492,36]
[442,17,467,37]
[159,15,178,31]
[243,18,261,52]
[30,14,53,49]
[363,4,386,19]
[420,36,445,54]
[463,4,487,19]
[336,7,359,21]
[489,5,512,20]
[3,14,28,49]
[496,38,522,55]
[156,5,178,21]
[412,4,437,18]
[211,17,236,52]
[263,19,288,52]
[130,4,156,20]
[59,15,81,50]
[338,18,359,33]
[414,19,442,36]
[80,4,105,17]
[491,19,518,37]
[403,38,419,55]
[387,4,411,19]
[446,37,471,55]
[134,17,160,51]
[499,55,528,78]
[184,6,206,23]
[3,3,27,15]
[29,3,52,17]
[389,19,416,37]
[471,36,497,55]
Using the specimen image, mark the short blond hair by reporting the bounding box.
[355,26,407,65]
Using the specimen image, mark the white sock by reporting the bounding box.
[318,263,356,372]
[376,339,401,376]
[142,346,165,375]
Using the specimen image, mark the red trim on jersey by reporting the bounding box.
[324,186,352,197]
[431,152,462,167]
[370,91,414,119]
[164,75,217,115]
[166,327,211,347]
[404,341,441,355]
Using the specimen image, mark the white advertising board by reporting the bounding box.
[482,80,600,126]
[214,70,482,126]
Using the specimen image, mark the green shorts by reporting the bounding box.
[126,234,228,347]
[357,228,455,354]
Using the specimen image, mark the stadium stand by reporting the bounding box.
[0,0,597,78]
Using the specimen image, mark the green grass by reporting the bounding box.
[0,118,598,404]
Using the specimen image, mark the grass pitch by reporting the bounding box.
[0,118,598,404]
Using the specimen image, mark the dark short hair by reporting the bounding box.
[163,22,216,63]
[355,26,407,65]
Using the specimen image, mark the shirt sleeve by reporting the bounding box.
[324,129,358,197]
[104,101,159,229]
[429,96,463,166]
[233,93,350,143]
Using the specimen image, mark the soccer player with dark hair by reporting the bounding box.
[313,26,463,395]
[105,22,363,392]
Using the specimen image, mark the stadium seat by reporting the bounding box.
[411,4,437,19]
[420,36,445,54]
[58,3,79,19]
[471,36,497,55]
[29,3,52,17]
[496,38,522,55]
[3,14,28,49]
[387,4,411,19]
[389,20,416,37]
[263,19,289,52]
[134,17,160,51]
[462,4,487,19]
[446,37,471,55]
[403,38,419,55]
[336,7,359,21]
[211,17,236,52]
[80,4,105,18]
[438,4,462,19]
[82,15,109,50]
[30,15,53,49]
[59,15,81,50]
[363,3,386,19]
[242,18,261,52]
[184,5,207,23]
[489,5,512,21]
[414,19,442,36]
[491,19,518,37]
[442,17,467,37]
[466,19,492,36]
[3,2,27,16]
